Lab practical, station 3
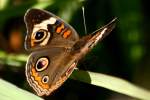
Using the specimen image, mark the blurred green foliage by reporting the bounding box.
[0,0,150,100]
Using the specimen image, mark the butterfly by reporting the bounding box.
[24,8,117,96]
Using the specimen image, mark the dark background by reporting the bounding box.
[0,0,150,100]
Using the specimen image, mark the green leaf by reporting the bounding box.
[0,79,43,100]
[71,70,150,100]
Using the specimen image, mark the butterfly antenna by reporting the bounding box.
[82,6,87,34]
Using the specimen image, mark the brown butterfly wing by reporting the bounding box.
[70,18,117,59]
[24,8,117,96]
[26,47,77,96]
[24,9,79,51]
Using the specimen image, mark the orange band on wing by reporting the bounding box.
[31,68,49,89]
[63,30,71,38]
[31,36,35,47]
[31,41,34,47]
[56,24,64,33]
